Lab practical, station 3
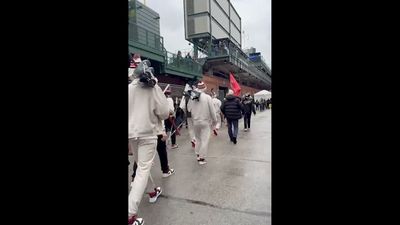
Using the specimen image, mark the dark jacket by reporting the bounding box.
[175,107,185,126]
[242,99,256,115]
[221,95,244,120]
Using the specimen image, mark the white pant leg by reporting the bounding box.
[194,121,211,159]
[215,114,221,130]
[128,138,157,216]
[193,122,201,155]
[187,117,196,141]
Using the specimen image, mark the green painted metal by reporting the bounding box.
[129,23,202,79]
[163,51,203,79]
[129,23,164,52]
[128,44,165,62]
[206,42,270,84]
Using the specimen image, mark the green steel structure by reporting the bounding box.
[129,0,203,80]
[128,0,271,89]
[183,0,271,90]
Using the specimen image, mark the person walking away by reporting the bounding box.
[164,88,179,149]
[128,60,170,225]
[187,81,217,165]
[269,98,272,109]
[260,99,265,111]
[255,99,260,111]
[211,93,222,135]
[180,83,197,148]
[131,117,175,180]
[130,117,175,205]
[242,93,256,131]
[175,106,185,131]
[220,89,244,144]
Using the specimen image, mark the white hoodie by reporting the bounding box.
[187,89,217,124]
[128,79,170,139]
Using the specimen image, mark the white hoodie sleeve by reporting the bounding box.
[153,85,170,120]
[187,99,193,113]
[208,96,217,124]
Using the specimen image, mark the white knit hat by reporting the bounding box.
[197,81,206,90]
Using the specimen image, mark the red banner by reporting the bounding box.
[229,72,241,96]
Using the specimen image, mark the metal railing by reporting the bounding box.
[164,51,203,77]
[207,42,270,83]
[129,22,164,54]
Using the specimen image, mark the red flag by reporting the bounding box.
[229,72,241,96]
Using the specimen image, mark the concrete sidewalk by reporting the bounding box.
[129,109,271,225]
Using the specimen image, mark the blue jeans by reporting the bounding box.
[227,119,239,140]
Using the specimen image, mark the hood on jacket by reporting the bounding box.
[225,95,238,101]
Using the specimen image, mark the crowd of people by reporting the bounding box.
[128,54,267,225]
[255,98,272,111]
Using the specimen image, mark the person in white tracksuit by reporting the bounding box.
[211,93,222,135]
[180,84,196,148]
[128,61,169,225]
[187,81,217,165]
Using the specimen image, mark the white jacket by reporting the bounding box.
[187,90,217,124]
[128,79,170,139]
[166,97,175,113]
[212,97,222,114]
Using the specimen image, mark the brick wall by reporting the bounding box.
[202,74,261,96]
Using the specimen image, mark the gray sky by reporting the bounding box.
[143,0,271,68]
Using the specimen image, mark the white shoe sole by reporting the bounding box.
[149,189,162,203]
[198,160,207,165]
[162,170,175,178]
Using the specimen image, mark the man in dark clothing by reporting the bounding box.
[220,89,244,144]
[242,93,256,131]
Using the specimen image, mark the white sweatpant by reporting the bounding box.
[193,120,211,159]
[214,113,221,130]
[128,137,157,216]
[187,117,196,141]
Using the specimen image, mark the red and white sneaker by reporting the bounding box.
[128,215,144,225]
[148,187,162,203]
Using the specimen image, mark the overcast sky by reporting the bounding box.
[142,0,271,68]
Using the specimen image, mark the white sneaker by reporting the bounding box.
[162,168,175,178]
[244,128,248,132]
[196,154,200,161]
[148,187,162,203]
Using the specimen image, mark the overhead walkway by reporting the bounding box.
[129,22,203,80]
[203,39,271,89]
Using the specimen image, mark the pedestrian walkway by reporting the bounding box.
[129,109,271,225]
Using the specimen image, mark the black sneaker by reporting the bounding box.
[162,168,175,178]
[198,158,207,165]
[233,137,237,144]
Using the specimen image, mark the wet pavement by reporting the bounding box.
[129,109,271,225]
